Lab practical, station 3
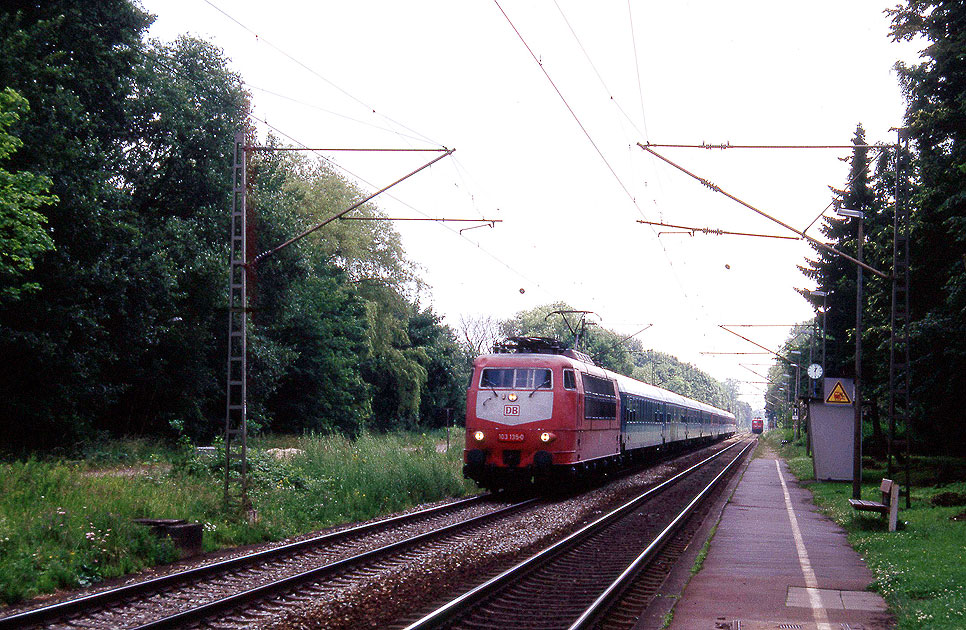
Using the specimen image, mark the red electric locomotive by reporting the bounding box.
[751,417,764,434]
[463,337,736,490]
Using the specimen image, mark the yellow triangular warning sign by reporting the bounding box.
[826,381,852,405]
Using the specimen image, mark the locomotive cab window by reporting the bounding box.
[563,369,576,390]
[480,368,551,390]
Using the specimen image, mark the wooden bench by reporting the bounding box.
[849,478,899,531]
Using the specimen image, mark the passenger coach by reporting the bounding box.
[463,337,736,490]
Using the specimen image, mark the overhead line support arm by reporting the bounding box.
[719,325,789,363]
[637,220,798,240]
[637,144,890,280]
[640,142,897,150]
[249,148,455,266]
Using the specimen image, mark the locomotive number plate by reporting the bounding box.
[498,432,525,442]
[504,405,520,416]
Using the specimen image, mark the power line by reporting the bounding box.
[144,31,560,311]
[718,325,789,363]
[245,83,433,146]
[248,113,555,298]
[493,2,724,348]
[641,142,897,150]
[802,145,888,234]
[493,0,645,221]
[551,0,647,140]
[248,146,449,153]
[636,220,800,240]
[249,149,456,266]
[625,0,651,141]
[341,217,501,223]
[200,0,441,148]
[638,143,890,280]
[721,324,800,327]
[639,139,891,247]
[193,5,571,306]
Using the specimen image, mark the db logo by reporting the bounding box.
[504,405,520,416]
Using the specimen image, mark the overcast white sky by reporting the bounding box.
[140,0,923,409]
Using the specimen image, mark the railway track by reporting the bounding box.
[0,493,536,630]
[1,438,749,630]
[402,437,754,630]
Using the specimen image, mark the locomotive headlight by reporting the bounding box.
[540,432,556,443]
[508,393,518,402]
[473,430,485,442]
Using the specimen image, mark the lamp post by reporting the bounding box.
[809,290,828,399]
[790,350,802,438]
[784,374,792,429]
[837,206,865,500]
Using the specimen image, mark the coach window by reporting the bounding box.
[563,369,576,390]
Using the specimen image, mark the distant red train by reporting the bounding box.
[751,418,764,434]
[463,337,736,490]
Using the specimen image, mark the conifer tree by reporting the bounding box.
[888,0,966,451]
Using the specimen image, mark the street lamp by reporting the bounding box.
[837,206,866,501]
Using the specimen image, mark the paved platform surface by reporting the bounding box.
[662,453,893,630]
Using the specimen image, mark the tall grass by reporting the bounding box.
[0,460,181,603]
[250,431,475,536]
[0,430,474,605]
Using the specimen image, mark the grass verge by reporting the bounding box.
[0,430,475,606]
[762,428,966,630]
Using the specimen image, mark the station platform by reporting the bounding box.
[659,451,893,630]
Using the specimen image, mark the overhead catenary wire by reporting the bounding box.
[249,113,556,299]
[636,220,799,240]
[493,0,719,349]
[718,325,789,363]
[188,1,735,374]
[186,4,557,303]
[249,79,501,227]
[640,140,891,237]
[551,0,647,140]
[802,145,888,235]
[641,142,897,150]
[204,0,570,304]
[246,83,433,146]
[248,146,451,153]
[493,0,645,221]
[144,25,565,319]
[625,0,651,141]
[496,1,729,351]
[199,0,442,148]
[249,149,456,266]
[638,143,890,280]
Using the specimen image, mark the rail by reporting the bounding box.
[0,493,496,629]
[403,439,753,629]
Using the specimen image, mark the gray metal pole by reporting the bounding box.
[853,216,864,500]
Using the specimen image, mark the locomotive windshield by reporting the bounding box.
[480,368,552,390]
